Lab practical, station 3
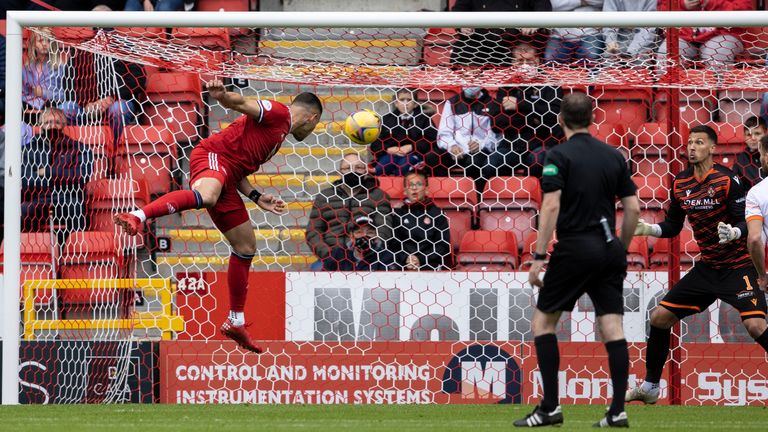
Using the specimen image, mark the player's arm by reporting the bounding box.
[717,176,748,244]
[620,195,641,250]
[637,183,684,238]
[746,218,766,287]
[529,190,560,288]
[744,189,767,288]
[238,177,285,215]
[206,79,263,119]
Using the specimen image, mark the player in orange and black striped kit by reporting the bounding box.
[627,124,768,405]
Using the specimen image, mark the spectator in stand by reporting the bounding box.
[437,86,505,192]
[546,0,604,64]
[371,88,438,176]
[450,0,552,66]
[59,35,146,146]
[602,0,658,66]
[390,171,452,271]
[322,215,395,271]
[306,153,393,269]
[124,0,184,11]
[21,107,93,234]
[22,29,70,116]
[733,116,766,190]
[490,41,564,177]
[656,0,752,77]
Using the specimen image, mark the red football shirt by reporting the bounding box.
[199,100,291,180]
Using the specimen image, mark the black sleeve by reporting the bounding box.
[727,175,748,235]
[322,248,342,271]
[658,179,685,238]
[389,211,407,268]
[540,148,566,193]
[426,210,451,270]
[616,156,637,199]
[541,86,562,136]
[415,111,438,143]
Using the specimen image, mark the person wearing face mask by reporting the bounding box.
[306,153,393,268]
[389,171,452,271]
[436,86,503,193]
[322,215,395,271]
[21,107,93,234]
[370,88,439,176]
[489,42,564,177]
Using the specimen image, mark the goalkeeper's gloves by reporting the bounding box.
[717,222,741,244]
[634,219,661,237]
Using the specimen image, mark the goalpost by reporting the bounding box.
[4,10,768,406]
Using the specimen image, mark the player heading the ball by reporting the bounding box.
[114,79,323,353]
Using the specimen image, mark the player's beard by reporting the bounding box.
[292,124,312,141]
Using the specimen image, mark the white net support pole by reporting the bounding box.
[2,15,23,406]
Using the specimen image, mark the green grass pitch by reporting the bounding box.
[1,404,766,431]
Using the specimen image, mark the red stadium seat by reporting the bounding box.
[145,72,203,109]
[717,89,761,124]
[86,177,150,232]
[478,176,541,247]
[591,83,652,133]
[59,231,122,302]
[143,103,202,143]
[196,0,250,11]
[0,232,58,304]
[633,174,670,224]
[113,27,166,40]
[519,231,557,271]
[171,27,231,50]
[650,229,699,271]
[376,176,405,208]
[626,236,649,270]
[428,177,477,250]
[456,230,518,271]
[116,125,177,196]
[653,85,716,127]
[589,123,628,154]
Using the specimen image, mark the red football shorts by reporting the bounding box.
[188,146,250,233]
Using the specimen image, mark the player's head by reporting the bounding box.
[289,92,323,141]
[404,170,428,203]
[512,41,539,67]
[559,92,593,131]
[744,116,766,152]
[394,88,416,115]
[758,135,768,173]
[687,124,717,165]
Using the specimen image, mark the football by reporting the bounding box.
[343,109,381,145]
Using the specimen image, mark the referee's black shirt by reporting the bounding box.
[540,132,637,235]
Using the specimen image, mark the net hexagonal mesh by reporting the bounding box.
[6,18,768,405]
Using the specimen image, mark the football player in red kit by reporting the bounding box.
[114,79,322,353]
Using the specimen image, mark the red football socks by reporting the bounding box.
[227,252,254,312]
[141,190,203,219]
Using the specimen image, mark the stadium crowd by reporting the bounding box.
[2,0,768,273]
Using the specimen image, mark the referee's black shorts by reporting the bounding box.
[659,262,768,321]
[539,233,627,316]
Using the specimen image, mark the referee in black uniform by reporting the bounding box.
[514,92,641,428]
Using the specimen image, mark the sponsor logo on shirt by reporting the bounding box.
[262,100,272,111]
[542,164,558,176]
